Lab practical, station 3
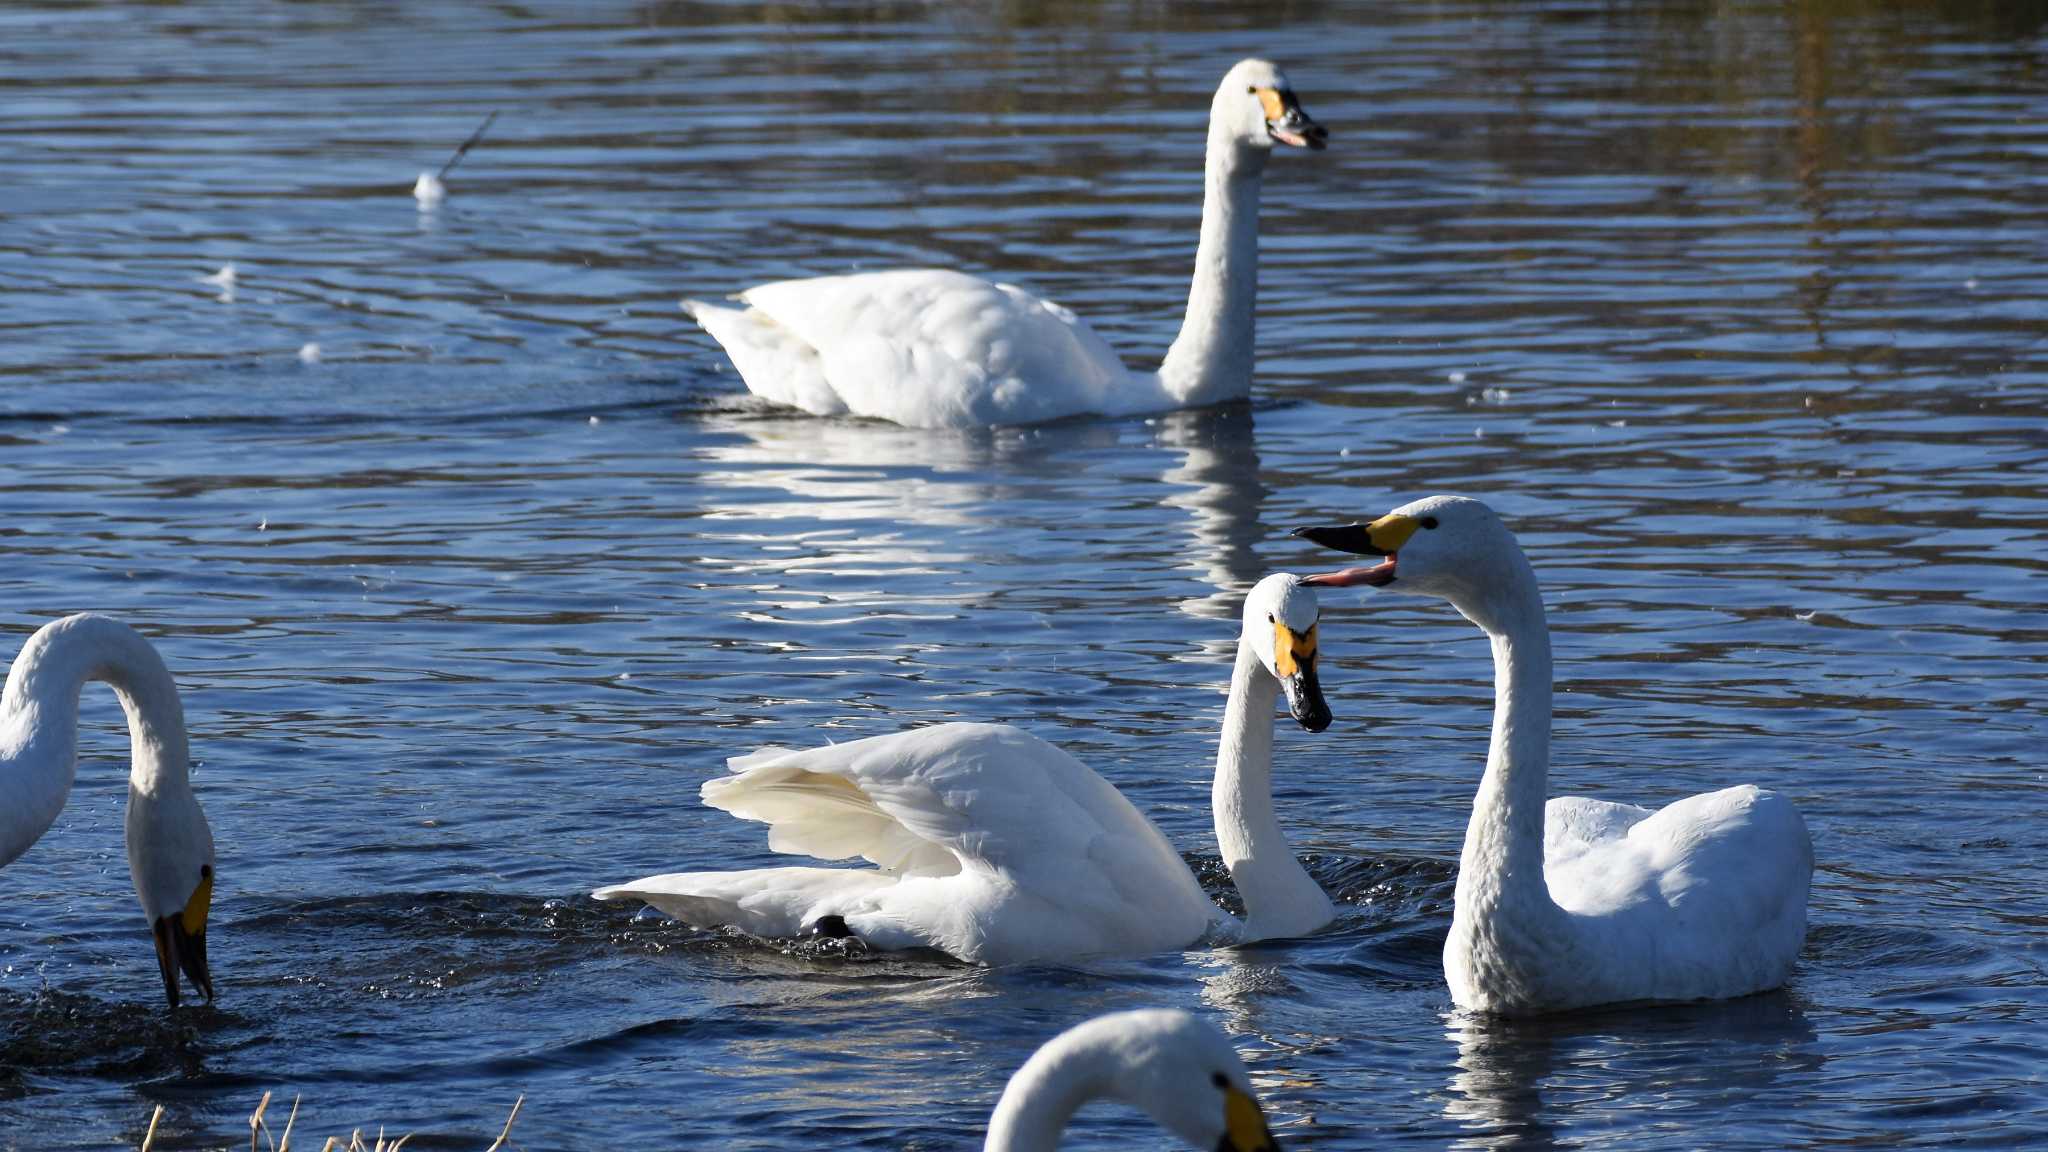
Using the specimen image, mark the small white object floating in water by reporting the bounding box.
[297,342,322,364]
[412,110,497,208]
[200,264,237,301]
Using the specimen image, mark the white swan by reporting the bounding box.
[986,1008,1280,1152]
[593,573,1334,960]
[682,58,1327,429]
[1,614,216,1007]
[1298,496,1813,1014]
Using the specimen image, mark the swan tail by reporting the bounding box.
[592,866,896,938]
[681,298,847,416]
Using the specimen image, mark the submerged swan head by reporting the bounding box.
[131,790,216,1008]
[1243,574,1330,732]
[1295,494,1524,606]
[986,1008,1281,1152]
[1213,59,1327,153]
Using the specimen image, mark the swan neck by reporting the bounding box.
[1157,132,1267,408]
[983,1038,1113,1152]
[1457,568,1558,917]
[1214,639,1331,941]
[0,616,191,868]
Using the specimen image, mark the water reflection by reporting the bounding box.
[691,403,1273,637]
[1155,404,1269,624]
[1441,994,1822,1150]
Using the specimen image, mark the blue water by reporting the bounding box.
[3,1,2046,1148]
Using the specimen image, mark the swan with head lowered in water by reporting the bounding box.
[681,58,1327,428]
[1298,496,1813,1015]
[593,574,1336,960]
[1,614,216,1008]
[985,1008,1282,1152]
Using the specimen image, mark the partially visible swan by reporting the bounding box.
[1298,496,1812,1014]
[1,614,216,1007]
[594,573,1335,960]
[986,1008,1280,1152]
[682,58,1327,428]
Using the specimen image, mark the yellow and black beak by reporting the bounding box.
[151,868,213,1009]
[1271,621,1331,733]
[1218,1085,1282,1152]
[1295,513,1418,588]
[1254,87,1327,151]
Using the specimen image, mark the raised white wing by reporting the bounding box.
[595,722,1223,962]
[704,723,1197,893]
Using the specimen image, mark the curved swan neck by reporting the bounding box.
[1455,563,1559,919]
[1214,639,1331,940]
[984,1034,1115,1152]
[1156,132,1268,408]
[0,616,191,868]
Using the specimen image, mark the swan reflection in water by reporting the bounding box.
[1441,993,1822,1151]
[688,402,1269,634]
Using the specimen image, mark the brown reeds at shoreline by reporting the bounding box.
[137,1092,524,1152]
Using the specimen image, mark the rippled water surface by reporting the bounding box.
[3,1,2046,1148]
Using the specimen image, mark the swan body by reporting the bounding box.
[1,614,216,1007]
[594,574,1335,960]
[682,58,1327,428]
[986,1009,1280,1152]
[1300,496,1812,1014]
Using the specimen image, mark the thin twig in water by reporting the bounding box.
[142,1105,164,1152]
[484,1096,524,1152]
[437,111,499,181]
[251,1090,272,1152]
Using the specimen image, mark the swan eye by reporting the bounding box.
[1420,516,1439,529]
[1211,1071,1230,1089]
[1246,85,1258,94]
[1266,612,1274,623]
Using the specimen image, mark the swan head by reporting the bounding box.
[1295,494,1522,606]
[1244,574,1330,733]
[1214,59,1327,152]
[128,785,216,1008]
[995,1009,1282,1152]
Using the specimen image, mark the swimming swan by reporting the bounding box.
[1298,496,1812,1014]
[986,1008,1281,1152]
[593,574,1335,961]
[682,58,1327,428]
[1,614,216,1007]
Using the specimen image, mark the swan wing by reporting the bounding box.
[595,723,1220,961]
[1543,795,1655,871]
[1544,784,1814,1001]
[704,270,1139,427]
[704,724,1195,890]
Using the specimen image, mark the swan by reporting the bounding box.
[593,573,1335,960]
[1297,496,1813,1014]
[986,1008,1281,1152]
[1,614,216,1008]
[681,58,1327,429]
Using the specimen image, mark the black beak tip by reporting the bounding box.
[1294,523,1380,556]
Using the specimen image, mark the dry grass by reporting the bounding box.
[137,1092,524,1152]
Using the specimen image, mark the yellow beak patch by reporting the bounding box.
[1272,623,1317,680]
[1254,88,1287,121]
[181,868,212,937]
[1367,513,1421,554]
[1224,1085,1276,1152]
